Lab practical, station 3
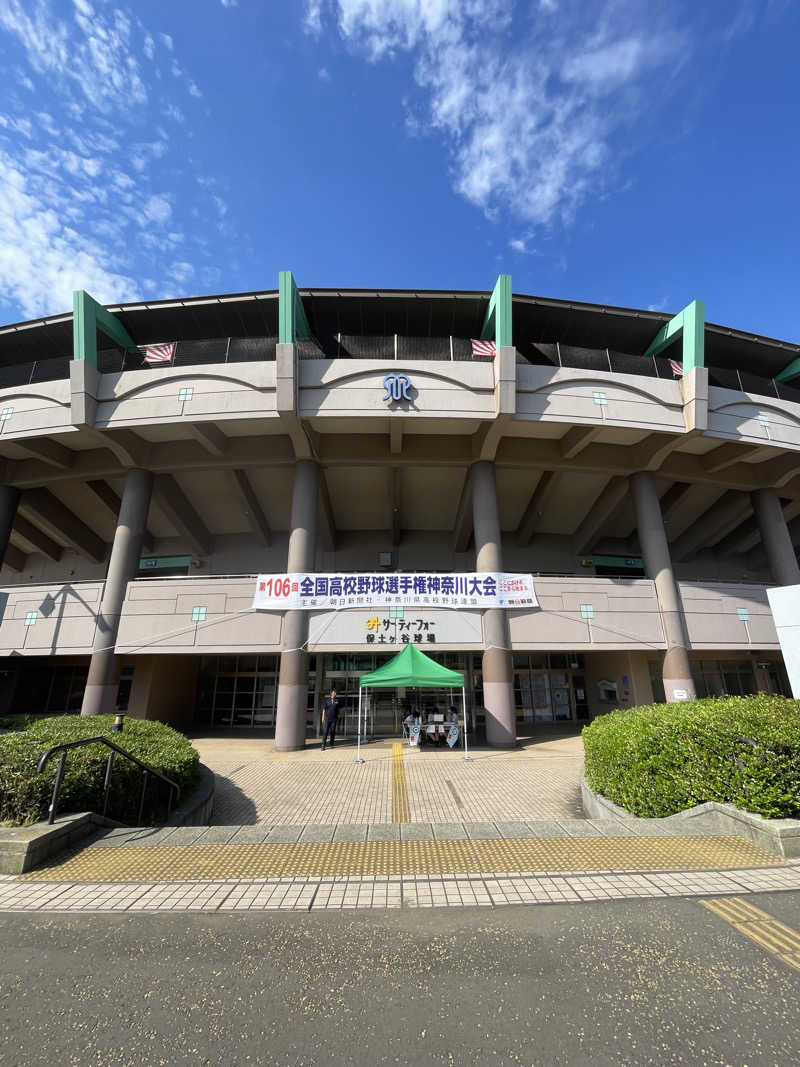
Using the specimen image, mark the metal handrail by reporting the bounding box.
[37,737,180,826]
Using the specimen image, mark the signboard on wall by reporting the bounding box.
[766,585,800,697]
[253,572,537,612]
[308,609,484,648]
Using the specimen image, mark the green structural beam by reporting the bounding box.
[278,270,311,345]
[480,273,512,348]
[73,290,138,367]
[643,299,705,372]
[775,356,800,383]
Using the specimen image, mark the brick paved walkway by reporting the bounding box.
[3,732,794,915]
[190,732,585,825]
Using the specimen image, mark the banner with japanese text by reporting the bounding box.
[252,572,537,611]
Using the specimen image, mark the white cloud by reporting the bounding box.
[318,66,331,81]
[169,261,194,284]
[0,0,148,114]
[220,0,238,6]
[309,0,687,230]
[0,155,138,318]
[0,0,214,319]
[143,195,172,225]
[164,103,186,123]
[304,0,323,35]
[509,237,534,254]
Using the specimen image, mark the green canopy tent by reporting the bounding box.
[355,643,470,763]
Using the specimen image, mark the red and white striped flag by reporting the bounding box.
[471,339,496,359]
[668,358,683,378]
[143,342,175,364]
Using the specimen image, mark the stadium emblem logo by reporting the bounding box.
[382,373,412,403]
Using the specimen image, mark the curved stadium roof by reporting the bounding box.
[0,287,797,378]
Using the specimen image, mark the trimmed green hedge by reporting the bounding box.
[0,715,199,827]
[582,695,800,819]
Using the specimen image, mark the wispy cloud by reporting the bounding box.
[647,296,669,312]
[0,0,223,319]
[307,0,688,231]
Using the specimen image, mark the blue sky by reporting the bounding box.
[0,0,797,344]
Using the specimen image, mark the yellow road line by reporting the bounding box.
[391,742,410,823]
[702,896,800,973]
[22,834,781,884]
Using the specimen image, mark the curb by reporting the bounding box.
[165,763,215,827]
[581,776,800,860]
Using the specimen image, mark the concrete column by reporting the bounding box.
[0,487,19,567]
[472,460,515,747]
[631,472,696,702]
[752,488,800,587]
[275,459,318,751]
[81,469,153,716]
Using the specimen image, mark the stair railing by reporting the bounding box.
[37,737,180,826]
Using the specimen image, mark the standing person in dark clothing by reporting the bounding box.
[321,688,341,750]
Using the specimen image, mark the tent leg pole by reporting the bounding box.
[462,685,471,762]
[355,686,364,764]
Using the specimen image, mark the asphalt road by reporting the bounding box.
[3,892,800,1066]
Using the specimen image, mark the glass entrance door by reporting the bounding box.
[513,654,584,724]
[201,654,280,728]
[319,652,471,738]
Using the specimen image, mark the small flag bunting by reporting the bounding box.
[668,358,683,378]
[143,342,176,364]
[471,339,496,359]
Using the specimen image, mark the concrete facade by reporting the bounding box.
[0,283,798,741]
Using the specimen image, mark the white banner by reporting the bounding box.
[252,572,537,611]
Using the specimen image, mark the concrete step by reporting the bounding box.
[85,817,726,850]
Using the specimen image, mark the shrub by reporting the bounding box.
[0,715,199,827]
[582,695,800,819]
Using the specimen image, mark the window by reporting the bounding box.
[0,407,13,423]
[580,604,594,619]
[191,606,207,622]
[592,390,607,406]
[737,608,749,621]
[117,666,134,712]
[648,661,666,703]
[24,611,37,626]
[389,605,404,619]
[198,654,280,729]
[693,659,756,698]
[178,386,193,402]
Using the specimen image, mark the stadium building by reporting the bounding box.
[0,272,798,748]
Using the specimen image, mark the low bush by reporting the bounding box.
[0,715,199,827]
[582,694,800,819]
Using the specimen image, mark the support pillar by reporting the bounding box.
[631,472,696,702]
[275,460,318,751]
[752,488,800,587]
[0,487,20,567]
[472,460,515,747]
[81,469,152,716]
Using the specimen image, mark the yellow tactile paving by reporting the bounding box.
[23,835,782,884]
[391,742,410,823]
[703,896,800,973]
